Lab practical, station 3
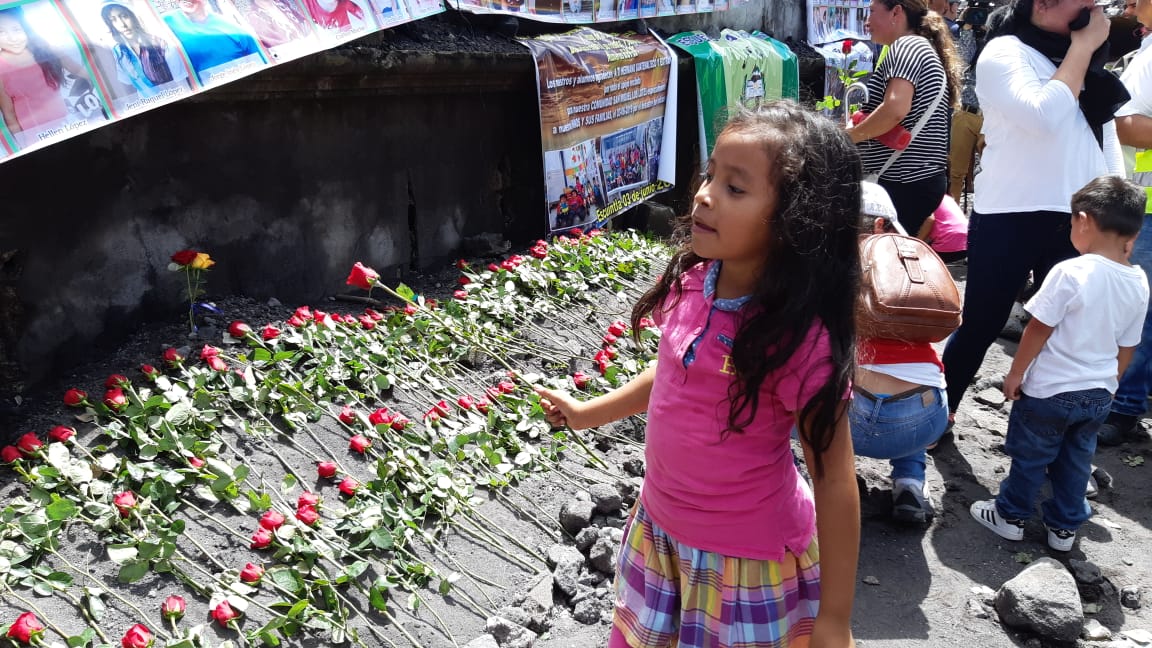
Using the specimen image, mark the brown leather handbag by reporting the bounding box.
[857,233,963,343]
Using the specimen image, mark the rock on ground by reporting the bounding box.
[994,557,1084,643]
[559,498,596,536]
[589,482,623,515]
[485,616,538,648]
[464,635,501,648]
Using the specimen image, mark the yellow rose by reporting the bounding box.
[190,253,215,270]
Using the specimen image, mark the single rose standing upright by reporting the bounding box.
[160,595,185,620]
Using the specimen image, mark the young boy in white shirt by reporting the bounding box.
[971,175,1150,551]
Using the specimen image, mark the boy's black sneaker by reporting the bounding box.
[1098,412,1139,446]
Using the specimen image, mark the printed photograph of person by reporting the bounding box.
[674,0,694,15]
[594,0,615,21]
[563,0,593,22]
[300,0,375,42]
[154,0,267,87]
[234,0,316,60]
[639,0,656,19]
[655,0,674,15]
[369,0,410,26]
[61,0,192,116]
[617,0,637,19]
[599,124,649,199]
[544,140,604,231]
[401,0,443,20]
[0,2,110,151]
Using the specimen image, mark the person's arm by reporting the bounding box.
[1103,120,1125,175]
[1003,318,1055,400]
[800,408,859,648]
[1117,345,1136,381]
[847,77,913,143]
[0,78,21,134]
[535,365,655,430]
[1050,6,1110,97]
[1115,113,1152,148]
[916,213,936,242]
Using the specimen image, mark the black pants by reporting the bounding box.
[880,172,947,236]
[941,210,1077,411]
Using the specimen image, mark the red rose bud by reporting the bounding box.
[63,388,88,407]
[170,249,198,266]
[425,411,441,425]
[457,395,475,410]
[1,446,21,463]
[602,333,618,346]
[286,315,307,328]
[455,259,470,270]
[188,456,205,469]
[572,372,591,389]
[359,315,376,330]
[531,247,548,259]
[484,386,501,401]
[48,426,75,443]
[7,612,44,644]
[228,321,251,338]
[211,600,239,626]
[121,623,153,648]
[500,259,517,271]
[588,228,602,237]
[104,388,129,411]
[160,595,186,620]
[199,345,220,360]
[239,562,264,584]
[105,374,129,389]
[608,320,627,337]
[294,306,313,320]
[605,346,618,360]
[487,263,500,272]
[368,408,392,426]
[346,262,380,290]
[433,400,451,416]
[639,317,656,330]
[349,435,372,453]
[596,359,610,375]
[140,364,159,379]
[162,348,184,367]
[842,38,854,54]
[260,325,280,340]
[390,416,409,431]
[259,510,285,531]
[403,303,419,316]
[476,398,490,414]
[453,290,468,301]
[113,491,137,517]
[338,477,360,496]
[317,461,337,479]
[16,433,42,456]
[458,276,471,286]
[557,235,573,245]
[497,380,516,394]
[569,227,582,236]
[295,505,319,526]
[594,349,610,363]
[297,492,319,508]
[250,527,273,549]
[365,308,384,321]
[339,406,357,425]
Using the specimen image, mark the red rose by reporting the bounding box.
[842,38,854,54]
[297,492,319,508]
[317,461,337,479]
[572,372,591,390]
[239,562,264,584]
[638,317,656,330]
[346,262,380,291]
[359,315,376,330]
[484,386,501,401]
[403,303,419,316]
[458,276,471,286]
[294,306,312,320]
[1,446,21,463]
[188,457,205,469]
[569,227,582,236]
[338,477,360,496]
[425,411,441,425]
[455,259,469,270]
[140,364,159,379]
[295,505,319,526]
[453,290,468,301]
[604,346,618,359]
[199,345,220,360]
[160,595,185,620]
[7,612,44,644]
[63,388,88,407]
[286,315,307,328]
[261,325,280,340]
[557,235,572,245]
[368,408,392,426]
[205,356,227,372]
[497,380,516,395]
[228,321,251,338]
[162,348,184,367]
[16,433,41,456]
[104,388,129,411]
[48,426,75,443]
[500,259,517,271]
[530,247,547,259]
[170,250,198,266]
[349,435,372,453]
[211,600,239,626]
[588,228,602,237]
[337,406,355,425]
[457,395,475,410]
[596,358,611,375]
[487,263,500,272]
[105,374,129,389]
[432,400,451,416]
[365,308,384,321]
[390,416,409,431]
[113,491,137,517]
[121,623,153,648]
[608,320,627,337]
[602,333,618,346]
[259,510,285,531]
[250,527,273,549]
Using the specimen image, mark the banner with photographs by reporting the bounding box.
[520,28,677,234]
[667,29,798,164]
[807,0,870,46]
[0,0,445,165]
[452,0,741,25]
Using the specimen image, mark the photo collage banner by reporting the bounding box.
[0,0,445,165]
[520,28,677,233]
[451,0,745,25]
[806,0,874,118]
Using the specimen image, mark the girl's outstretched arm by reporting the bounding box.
[800,407,859,648]
[534,365,655,431]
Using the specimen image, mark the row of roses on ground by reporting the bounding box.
[0,229,664,648]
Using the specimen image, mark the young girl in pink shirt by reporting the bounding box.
[920,194,968,262]
[537,102,861,648]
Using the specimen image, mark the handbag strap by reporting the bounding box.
[875,76,949,179]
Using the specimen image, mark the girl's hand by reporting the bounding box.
[1071,6,1110,51]
[809,615,855,648]
[534,386,591,430]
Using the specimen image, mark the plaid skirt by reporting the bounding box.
[611,503,821,648]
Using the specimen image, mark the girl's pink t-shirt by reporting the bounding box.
[641,263,835,562]
[931,195,969,254]
[0,56,66,130]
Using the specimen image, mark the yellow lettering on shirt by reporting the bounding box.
[720,354,736,375]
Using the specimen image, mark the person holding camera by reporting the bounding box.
[941,0,1129,417]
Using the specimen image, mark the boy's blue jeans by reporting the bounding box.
[850,387,948,482]
[1110,215,1152,418]
[996,389,1111,530]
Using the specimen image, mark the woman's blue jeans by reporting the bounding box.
[995,389,1111,530]
[1110,215,1152,418]
[850,386,949,482]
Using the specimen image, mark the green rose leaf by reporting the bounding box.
[45,497,77,522]
[117,560,150,583]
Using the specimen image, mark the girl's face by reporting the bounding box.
[0,15,28,56]
[690,131,776,274]
[108,8,137,40]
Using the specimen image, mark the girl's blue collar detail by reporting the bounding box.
[703,262,752,312]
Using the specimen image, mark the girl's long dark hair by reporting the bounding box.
[631,101,862,479]
[0,7,63,91]
[101,4,174,85]
[876,0,964,108]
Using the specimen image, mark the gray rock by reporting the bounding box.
[994,558,1084,642]
[967,599,989,619]
[464,635,500,648]
[485,616,537,648]
[1024,638,1042,648]
[1123,628,1152,644]
[524,573,554,614]
[589,535,619,575]
[622,458,645,477]
[266,297,282,307]
[1069,559,1103,585]
[559,499,596,536]
[573,490,591,502]
[546,544,583,569]
[578,569,606,587]
[598,526,624,544]
[574,527,598,553]
[1121,586,1143,609]
[974,388,1006,408]
[971,585,997,605]
[604,514,628,529]
[1083,618,1112,641]
[862,575,880,586]
[1093,466,1114,489]
[572,593,614,625]
[615,477,641,505]
[551,547,584,598]
[590,483,623,515]
[967,409,1008,435]
[495,607,534,632]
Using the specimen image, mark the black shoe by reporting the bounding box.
[892,480,929,524]
[1098,412,1138,446]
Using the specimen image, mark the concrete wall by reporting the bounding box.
[0,2,807,391]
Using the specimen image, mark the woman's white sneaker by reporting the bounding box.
[1046,526,1076,552]
[970,500,1024,541]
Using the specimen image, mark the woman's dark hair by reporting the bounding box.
[984,0,1042,38]
[631,101,862,479]
[0,7,63,91]
[101,3,174,86]
[876,0,964,107]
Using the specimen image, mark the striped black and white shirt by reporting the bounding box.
[859,35,951,183]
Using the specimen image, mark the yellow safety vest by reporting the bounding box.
[1135,149,1152,213]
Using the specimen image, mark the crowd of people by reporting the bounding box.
[531,0,1152,643]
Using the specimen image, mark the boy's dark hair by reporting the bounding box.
[631,101,862,480]
[1071,175,1145,237]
